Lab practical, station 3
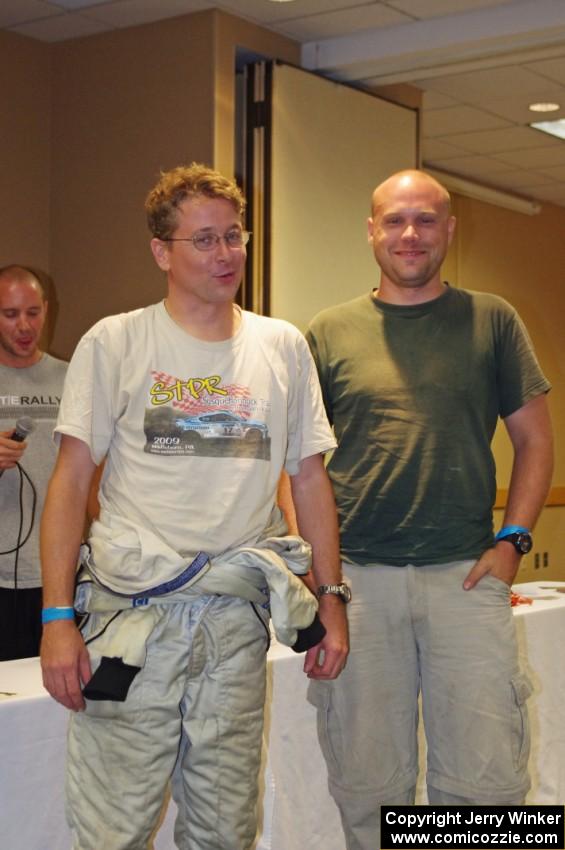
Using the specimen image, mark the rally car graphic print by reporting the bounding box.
[143,369,271,460]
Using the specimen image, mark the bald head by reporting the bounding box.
[0,265,47,367]
[0,265,45,301]
[371,170,451,217]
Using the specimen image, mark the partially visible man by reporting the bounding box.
[0,265,67,660]
[40,164,348,850]
[306,170,553,850]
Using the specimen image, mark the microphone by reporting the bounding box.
[10,416,35,443]
[0,416,35,477]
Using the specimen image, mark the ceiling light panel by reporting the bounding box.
[529,102,560,112]
[530,119,565,140]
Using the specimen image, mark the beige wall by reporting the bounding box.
[49,12,216,359]
[48,11,298,359]
[447,193,565,581]
[0,31,56,344]
[0,30,52,340]
[3,10,298,360]
[0,32,51,273]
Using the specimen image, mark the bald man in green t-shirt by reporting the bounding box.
[306,170,553,850]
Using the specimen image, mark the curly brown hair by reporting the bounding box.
[145,163,246,240]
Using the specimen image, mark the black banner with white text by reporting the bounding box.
[381,806,564,849]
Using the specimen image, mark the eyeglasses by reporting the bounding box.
[162,229,251,252]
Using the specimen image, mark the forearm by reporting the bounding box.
[289,455,342,587]
[40,436,96,710]
[502,446,553,530]
[289,453,348,678]
[464,395,553,590]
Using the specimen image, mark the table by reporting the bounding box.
[0,640,343,850]
[511,581,565,804]
[1,582,564,850]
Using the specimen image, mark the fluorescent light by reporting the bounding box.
[426,168,542,216]
[529,102,560,112]
[530,119,565,140]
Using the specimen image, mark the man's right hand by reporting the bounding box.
[40,620,92,712]
[0,430,27,471]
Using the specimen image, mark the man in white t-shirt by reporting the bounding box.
[40,163,349,850]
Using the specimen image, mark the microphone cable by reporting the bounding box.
[0,463,38,641]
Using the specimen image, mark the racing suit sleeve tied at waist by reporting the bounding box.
[75,520,323,699]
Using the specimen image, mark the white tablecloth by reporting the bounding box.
[1,582,564,850]
[511,581,565,804]
[0,640,342,850]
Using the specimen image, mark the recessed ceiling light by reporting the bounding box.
[529,102,560,113]
[530,119,565,140]
[268,0,297,3]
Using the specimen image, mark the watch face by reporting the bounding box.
[516,533,533,554]
[498,531,533,555]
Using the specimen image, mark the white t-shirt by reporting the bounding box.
[57,302,335,563]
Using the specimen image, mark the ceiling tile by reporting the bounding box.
[423,65,564,105]
[10,11,111,41]
[423,154,515,179]
[386,0,515,18]
[474,91,565,125]
[422,89,458,109]
[215,0,382,27]
[274,5,409,41]
[526,55,565,85]
[421,137,467,159]
[494,145,565,169]
[85,0,210,28]
[423,105,509,138]
[0,0,60,28]
[440,125,563,154]
[484,169,554,189]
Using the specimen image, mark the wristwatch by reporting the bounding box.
[495,525,533,555]
[316,583,352,603]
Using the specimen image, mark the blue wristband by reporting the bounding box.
[42,606,75,624]
[495,525,530,541]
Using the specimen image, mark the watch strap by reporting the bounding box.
[317,583,351,603]
[495,525,530,541]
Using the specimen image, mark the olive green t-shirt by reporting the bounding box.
[306,286,550,566]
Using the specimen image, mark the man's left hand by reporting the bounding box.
[463,543,522,590]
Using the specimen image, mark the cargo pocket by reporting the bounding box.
[510,672,533,773]
[307,680,342,780]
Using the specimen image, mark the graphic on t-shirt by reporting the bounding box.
[143,370,271,460]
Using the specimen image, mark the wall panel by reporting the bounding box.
[270,63,418,331]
